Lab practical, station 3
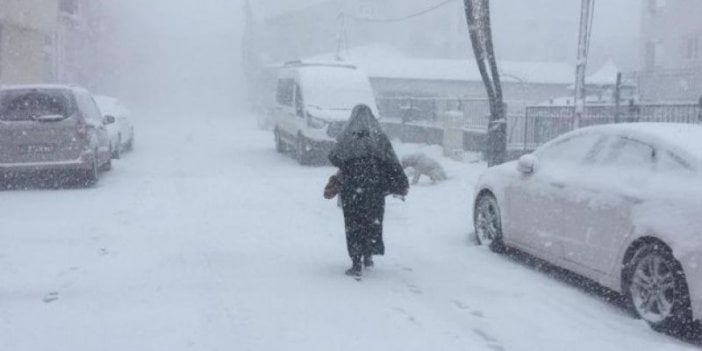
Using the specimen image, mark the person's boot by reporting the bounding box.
[345,256,362,277]
[363,255,374,268]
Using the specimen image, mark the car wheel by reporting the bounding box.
[126,133,134,152]
[274,128,286,153]
[473,193,505,253]
[625,243,693,334]
[82,152,100,187]
[100,146,112,172]
[296,134,313,165]
[112,135,122,159]
[101,155,112,172]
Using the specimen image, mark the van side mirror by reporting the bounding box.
[517,154,537,175]
[103,115,116,125]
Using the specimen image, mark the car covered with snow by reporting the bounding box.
[94,95,135,159]
[0,85,114,186]
[473,123,702,333]
[272,61,378,165]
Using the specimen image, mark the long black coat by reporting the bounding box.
[330,139,408,258]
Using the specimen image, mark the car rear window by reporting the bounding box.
[0,90,72,122]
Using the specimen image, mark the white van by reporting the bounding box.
[272,62,378,165]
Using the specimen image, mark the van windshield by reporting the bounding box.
[0,90,71,122]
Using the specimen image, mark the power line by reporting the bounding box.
[347,0,459,23]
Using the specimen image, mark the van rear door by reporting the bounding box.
[0,89,83,164]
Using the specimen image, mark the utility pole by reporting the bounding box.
[573,0,595,129]
[614,72,622,123]
[335,12,349,61]
[242,0,263,114]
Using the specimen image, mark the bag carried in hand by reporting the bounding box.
[323,174,341,199]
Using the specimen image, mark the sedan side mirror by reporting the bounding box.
[517,154,537,175]
[103,115,116,125]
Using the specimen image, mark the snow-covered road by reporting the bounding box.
[0,113,697,351]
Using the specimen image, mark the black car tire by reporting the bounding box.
[473,193,506,253]
[112,135,122,159]
[624,243,693,335]
[274,128,286,153]
[82,152,100,187]
[296,134,313,166]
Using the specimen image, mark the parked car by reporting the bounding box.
[0,85,114,186]
[473,123,702,334]
[94,95,134,159]
[272,61,378,165]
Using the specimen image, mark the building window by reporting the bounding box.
[0,25,3,80]
[276,79,294,107]
[648,0,666,14]
[685,36,700,61]
[645,40,664,69]
[60,0,80,16]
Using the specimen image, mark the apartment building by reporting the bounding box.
[0,0,59,84]
[637,0,702,101]
[0,0,97,86]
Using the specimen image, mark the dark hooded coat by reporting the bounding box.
[329,105,409,258]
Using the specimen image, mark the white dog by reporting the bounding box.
[401,153,447,185]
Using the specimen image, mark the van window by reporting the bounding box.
[276,79,294,107]
[0,90,71,122]
[294,83,304,117]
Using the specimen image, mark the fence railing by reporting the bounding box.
[377,96,491,130]
[379,96,702,156]
[508,102,702,151]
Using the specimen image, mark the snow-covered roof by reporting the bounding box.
[536,95,614,107]
[307,45,574,85]
[0,84,75,91]
[587,60,620,86]
[296,65,378,116]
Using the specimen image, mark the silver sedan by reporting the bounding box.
[473,123,702,334]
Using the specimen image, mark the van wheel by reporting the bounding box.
[274,128,286,153]
[82,153,100,187]
[296,134,313,165]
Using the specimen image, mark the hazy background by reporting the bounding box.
[97,0,245,116]
[94,0,641,114]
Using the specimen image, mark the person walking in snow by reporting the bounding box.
[329,104,409,277]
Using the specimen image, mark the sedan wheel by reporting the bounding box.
[112,135,122,159]
[473,194,505,253]
[627,244,693,333]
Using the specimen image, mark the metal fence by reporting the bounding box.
[376,96,491,130]
[378,96,702,156]
[509,102,702,151]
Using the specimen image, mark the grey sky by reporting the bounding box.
[100,0,642,110]
[254,0,641,68]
